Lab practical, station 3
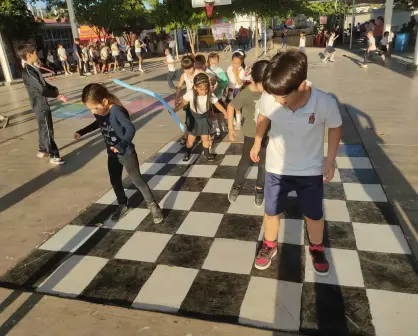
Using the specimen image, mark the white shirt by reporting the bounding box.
[258,86,342,176]
[47,54,54,63]
[299,37,306,47]
[327,36,335,46]
[169,40,176,49]
[184,70,200,92]
[227,65,245,89]
[111,44,119,56]
[368,36,376,51]
[57,47,67,61]
[183,91,218,114]
[127,47,133,61]
[381,36,388,46]
[135,39,143,52]
[166,54,175,72]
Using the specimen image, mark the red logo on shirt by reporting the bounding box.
[308,113,316,124]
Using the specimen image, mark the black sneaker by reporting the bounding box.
[254,188,264,207]
[309,244,329,276]
[228,185,241,204]
[111,204,129,221]
[183,151,191,162]
[148,202,164,224]
[206,153,215,162]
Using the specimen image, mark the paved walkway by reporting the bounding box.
[0,48,417,335]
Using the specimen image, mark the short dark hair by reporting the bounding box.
[195,54,206,65]
[384,31,389,36]
[166,47,173,53]
[74,38,80,42]
[181,55,195,70]
[263,50,307,96]
[251,60,269,83]
[17,44,36,61]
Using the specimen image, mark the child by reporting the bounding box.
[134,37,145,72]
[379,31,389,59]
[250,50,342,275]
[74,83,164,223]
[299,32,306,53]
[227,51,246,129]
[110,40,120,72]
[126,45,134,72]
[195,54,206,71]
[82,45,91,75]
[100,42,110,74]
[57,44,71,75]
[174,73,227,162]
[322,31,338,63]
[361,30,380,68]
[165,47,176,89]
[227,60,269,207]
[46,50,58,76]
[18,44,67,164]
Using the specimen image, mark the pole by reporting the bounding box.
[264,19,267,54]
[66,0,79,39]
[0,33,13,83]
[174,29,179,60]
[350,0,355,50]
[414,30,418,66]
[384,0,394,52]
[197,28,199,53]
[343,0,346,44]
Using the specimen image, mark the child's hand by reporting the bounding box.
[228,130,236,142]
[250,144,261,163]
[73,133,81,141]
[57,95,68,103]
[110,147,119,153]
[323,159,335,183]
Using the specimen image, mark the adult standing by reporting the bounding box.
[248,27,253,48]
[73,38,84,76]
[374,16,384,47]
[268,26,274,50]
[134,36,145,72]
[238,26,249,50]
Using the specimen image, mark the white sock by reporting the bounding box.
[235,114,241,125]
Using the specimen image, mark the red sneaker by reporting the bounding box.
[309,244,329,276]
[254,240,278,270]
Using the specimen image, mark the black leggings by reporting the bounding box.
[108,151,155,205]
[234,136,267,189]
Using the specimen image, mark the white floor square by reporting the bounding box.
[147,175,181,190]
[104,208,150,230]
[245,166,258,180]
[37,255,107,297]
[133,265,198,312]
[220,155,241,166]
[239,277,302,331]
[183,165,218,178]
[353,223,411,254]
[343,183,388,202]
[159,191,200,211]
[258,219,305,245]
[176,212,223,237]
[228,196,265,216]
[115,231,172,262]
[168,153,199,165]
[304,247,365,287]
[323,199,350,222]
[213,142,231,155]
[367,289,418,336]
[38,225,98,252]
[332,169,341,183]
[95,189,137,205]
[336,157,373,169]
[202,238,256,275]
[158,141,183,154]
[202,178,234,194]
[140,162,166,175]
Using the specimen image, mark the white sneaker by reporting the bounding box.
[37,152,49,158]
[50,158,65,165]
[65,72,69,76]
[360,64,368,68]
[139,68,145,73]
[329,58,335,62]
[86,72,92,76]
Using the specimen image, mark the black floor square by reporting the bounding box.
[216,214,262,241]
[179,270,250,323]
[306,221,357,250]
[324,183,346,200]
[0,250,69,289]
[195,154,225,165]
[172,177,209,192]
[74,229,133,259]
[339,169,381,184]
[157,164,190,176]
[137,209,189,234]
[251,243,305,283]
[80,259,155,306]
[132,190,168,208]
[225,143,244,155]
[300,283,375,336]
[145,152,177,163]
[346,201,398,224]
[240,179,258,196]
[212,166,237,179]
[70,203,117,227]
[358,251,418,294]
[191,193,230,213]
[156,235,213,268]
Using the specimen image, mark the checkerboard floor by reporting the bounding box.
[2,138,418,335]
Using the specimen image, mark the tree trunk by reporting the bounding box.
[186,27,196,56]
[255,16,260,57]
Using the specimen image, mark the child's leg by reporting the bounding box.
[108,155,128,206]
[257,138,267,190]
[329,52,336,61]
[167,71,176,89]
[234,136,253,187]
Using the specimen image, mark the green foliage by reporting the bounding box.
[0,0,41,38]
[303,1,349,20]
[394,0,418,10]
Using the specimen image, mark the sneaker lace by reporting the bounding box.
[259,242,272,258]
[310,245,326,262]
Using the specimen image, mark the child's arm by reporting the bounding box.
[175,74,185,105]
[174,98,189,112]
[226,103,236,140]
[74,120,100,140]
[112,110,136,153]
[250,114,270,163]
[214,102,226,116]
[233,68,243,86]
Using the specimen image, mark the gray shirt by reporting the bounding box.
[230,86,262,137]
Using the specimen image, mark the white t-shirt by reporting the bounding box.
[57,47,67,61]
[183,91,218,114]
[368,36,377,51]
[227,65,245,89]
[327,36,335,46]
[381,36,388,46]
[184,70,200,92]
[111,44,120,56]
[166,54,175,72]
[127,47,133,61]
[100,46,109,60]
[258,86,342,176]
[135,39,143,53]
[299,37,306,47]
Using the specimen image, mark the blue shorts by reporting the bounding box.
[265,172,324,220]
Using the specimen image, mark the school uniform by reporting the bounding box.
[166,54,176,89]
[22,63,61,158]
[226,65,245,100]
[183,91,218,136]
[259,86,342,220]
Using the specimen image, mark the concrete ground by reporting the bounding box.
[0,47,417,335]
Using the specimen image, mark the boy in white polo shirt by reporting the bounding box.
[250,50,342,275]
